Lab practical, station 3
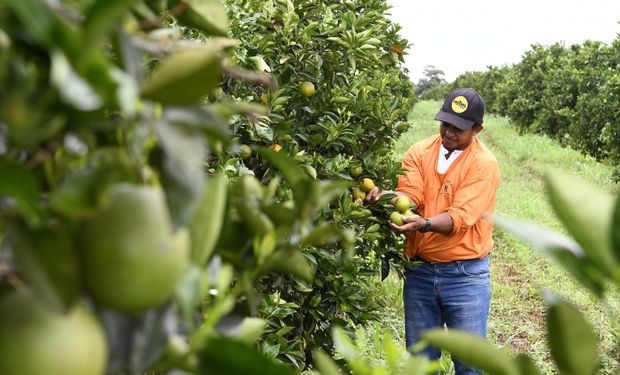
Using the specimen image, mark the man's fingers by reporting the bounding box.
[388,222,403,232]
[364,187,381,203]
[401,214,421,223]
[389,221,417,233]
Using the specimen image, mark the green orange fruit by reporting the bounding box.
[300,81,315,97]
[394,195,411,212]
[351,186,366,201]
[389,211,404,226]
[0,291,108,375]
[359,178,376,193]
[78,184,189,312]
[239,144,252,159]
[349,164,363,178]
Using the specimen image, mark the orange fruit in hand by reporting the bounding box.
[389,211,404,225]
[394,196,411,212]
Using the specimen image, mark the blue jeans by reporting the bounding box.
[403,256,491,375]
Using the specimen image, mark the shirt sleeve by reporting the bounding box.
[446,159,500,234]
[396,146,425,208]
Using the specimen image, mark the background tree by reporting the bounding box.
[415,65,447,96]
[217,0,415,368]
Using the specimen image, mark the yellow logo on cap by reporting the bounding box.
[451,96,468,113]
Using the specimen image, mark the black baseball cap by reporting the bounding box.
[434,88,485,130]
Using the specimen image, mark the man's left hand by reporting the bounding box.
[389,213,426,234]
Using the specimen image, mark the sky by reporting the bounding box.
[385,0,620,83]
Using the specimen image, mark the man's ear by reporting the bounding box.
[472,123,484,135]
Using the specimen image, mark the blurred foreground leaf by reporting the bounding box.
[546,298,599,375]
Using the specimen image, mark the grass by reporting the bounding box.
[360,100,620,374]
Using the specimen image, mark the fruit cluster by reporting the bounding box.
[349,169,418,228]
[389,195,418,226]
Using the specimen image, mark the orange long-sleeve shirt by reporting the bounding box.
[397,134,500,261]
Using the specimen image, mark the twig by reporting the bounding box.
[222,66,277,89]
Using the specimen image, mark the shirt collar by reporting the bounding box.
[440,144,463,157]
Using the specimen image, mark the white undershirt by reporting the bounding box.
[437,144,462,174]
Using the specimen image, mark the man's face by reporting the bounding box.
[439,121,482,151]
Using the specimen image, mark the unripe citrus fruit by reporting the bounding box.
[389,211,404,225]
[359,178,375,193]
[349,164,363,178]
[239,144,252,159]
[394,196,411,212]
[351,186,366,201]
[402,209,414,217]
[78,184,189,312]
[0,291,108,375]
[300,81,315,97]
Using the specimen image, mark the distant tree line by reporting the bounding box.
[416,39,620,178]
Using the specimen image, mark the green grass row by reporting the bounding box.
[359,100,619,374]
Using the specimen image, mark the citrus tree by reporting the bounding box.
[0,0,416,374]
[178,0,418,369]
[0,0,361,374]
[215,0,415,368]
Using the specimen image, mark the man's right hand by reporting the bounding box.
[364,187,386,204]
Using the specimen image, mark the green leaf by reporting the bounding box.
[302,223,343,247]
[174,264,202,323]
[513,354,541,375]
[141,46,223,105]
[5,0,54,45]
[256,148,306,187]
[316,180,354,211]
[5,0,81,57]
[7,223,79,311]
[612,196,620,282]
[0,162,41,227]
[84,0,142,44]
[209,101,268,120]
[199,336,296,375]
[421,329,519,375]
[313,349,342,375]
[547,299,599,375]
[398,355,430,375]
[332,326,356,360]
[253,121,274,142]
[189,172,228,266]
[152,121,206,228]
[544,170,617,278]
[235,200,274,235]
[51,149,136,219]
[494,215,606,296]
[248,55,271,72]
[264,250,313,282]
[163,106,230,145]
[51,50,102,110]
[174,0,230,37]
[235,318,267,346]
[376,192,397,205]
[253,230,277,263]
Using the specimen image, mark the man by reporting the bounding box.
[367,88,500,374]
